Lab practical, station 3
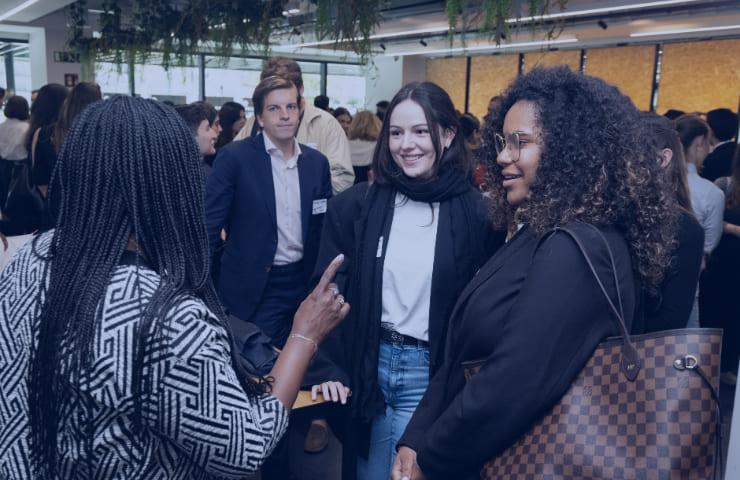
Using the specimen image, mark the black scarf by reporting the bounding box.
[347,166,482,425]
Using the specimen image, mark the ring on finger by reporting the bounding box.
[336,295,345,305]
[329,286,339,296]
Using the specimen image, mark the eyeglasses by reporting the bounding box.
[494,132,522,162]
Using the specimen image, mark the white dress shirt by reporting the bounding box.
[380,193,440,342]
[264,132,303,266]
[0,119,29,161]
[687,163,725,253]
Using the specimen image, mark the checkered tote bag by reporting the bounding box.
[463,224,723,480]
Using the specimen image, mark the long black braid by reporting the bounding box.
[28,96,267,477]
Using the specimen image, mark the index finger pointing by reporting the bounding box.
[317,254,344,291]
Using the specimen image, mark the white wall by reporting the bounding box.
[31,10,81,87]
[363,56,403,110]
[363,55,428,110]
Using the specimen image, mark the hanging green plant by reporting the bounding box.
[446,0,569,47]
[67,0,386,67]
[67,0,568,67]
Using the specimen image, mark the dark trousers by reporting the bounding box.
[248,260,307,349]
[253,261,307,480]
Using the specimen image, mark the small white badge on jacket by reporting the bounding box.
[312,198,327,215]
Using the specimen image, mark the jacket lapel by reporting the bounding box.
[253,134,277,230]
[446,226,533,325]
[297,152,311,244]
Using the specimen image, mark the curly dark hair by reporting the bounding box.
[484,66,677,290]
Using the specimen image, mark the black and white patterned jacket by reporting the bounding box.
[0,231,288,479]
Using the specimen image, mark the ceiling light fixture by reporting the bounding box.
[379,43,386,51]
[0,0,43,22]
[510,0,700,23]
[290,26,450,48]
[630,24,740,37]
[597,20,608,30]
[420,39,428,46]
[288,0,700,49]
[387,37,578,57]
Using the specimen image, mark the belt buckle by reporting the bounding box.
[389,329,404,345]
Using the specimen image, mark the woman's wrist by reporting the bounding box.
[288,333,318,354]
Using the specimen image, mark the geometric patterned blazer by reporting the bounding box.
[0,231,288,479]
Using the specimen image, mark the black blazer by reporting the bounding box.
[204,134,332,321]
[399,223,636,480]
[701,141,736,182]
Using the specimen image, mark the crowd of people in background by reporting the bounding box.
[0,59,737,480]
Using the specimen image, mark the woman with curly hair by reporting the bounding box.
[392,66,677,480]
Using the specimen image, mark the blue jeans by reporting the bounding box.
[357,340,430,480]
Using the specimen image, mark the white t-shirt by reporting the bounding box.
[380,193,439,342]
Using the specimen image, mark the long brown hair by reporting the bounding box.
[53,82,102,151]
[348,111,381,141]
[642,113,693,213]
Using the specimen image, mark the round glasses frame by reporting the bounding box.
[494,132,521,163]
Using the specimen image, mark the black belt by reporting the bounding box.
[379,327,429,348]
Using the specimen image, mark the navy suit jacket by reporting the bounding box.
[205,133,332,320]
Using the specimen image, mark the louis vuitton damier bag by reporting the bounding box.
[463,224,723,480]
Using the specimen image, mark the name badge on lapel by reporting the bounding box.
[312,198,327,215]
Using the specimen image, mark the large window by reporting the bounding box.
[134,55,199,104]
[327,63,365,113]
[12,56,31,101]
[95,61,131,97]
[92,55,365,112]
[297,61,321,104]
[205,56,262,114]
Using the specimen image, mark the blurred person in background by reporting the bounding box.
[175,102,219,177]
[347,111,381,185]
[26,83,68,199]
[701,108,738,182]
[675,114,724,329]
[334,107,353,136]
[637,113,704,334]
[314,94,331,112]
[375,100,389,122]
[0,96,30,210]
[701,146,740,385]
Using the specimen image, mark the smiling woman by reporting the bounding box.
[310,81,506,480]
[392,66,679,480]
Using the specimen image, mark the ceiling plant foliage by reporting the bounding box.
[67,0,568,67]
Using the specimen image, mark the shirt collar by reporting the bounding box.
[263,132,301,167]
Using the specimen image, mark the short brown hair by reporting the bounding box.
[348,111,381,141]
[261,57,303,90]
[252,76,300,115]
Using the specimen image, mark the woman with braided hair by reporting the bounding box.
[0,95,349,479]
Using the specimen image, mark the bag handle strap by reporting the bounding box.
[539,223,641,381]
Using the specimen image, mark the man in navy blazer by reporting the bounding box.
[205,76,332,349]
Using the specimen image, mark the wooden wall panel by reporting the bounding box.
[468,54,519,120]
[659,39,740,114]
[585,45,655,111]
[426,57,467,113]
[524,49,580,73]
